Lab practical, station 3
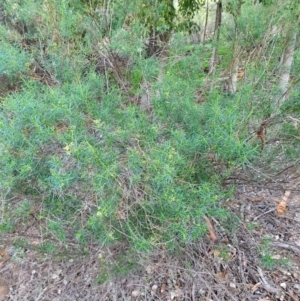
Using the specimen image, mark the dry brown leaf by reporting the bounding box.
[204,216,217,242]
[0,285,9,300]
[161,283,166,294]
[0,249,9,261]
[215,270,228,281]
[55,121,69,133]
[0,249,9,267]
[282,190,291,202]
[256,121,267,152]
[237,70,245,79]
[276,201,287,214]
[251,282,262,293]
[209,249,221,257]
[0,277,9,301]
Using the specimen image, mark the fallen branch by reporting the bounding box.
[274,158,300,177]
[257,266,279,294]
[253,208,275,221]
[272,242,300,256]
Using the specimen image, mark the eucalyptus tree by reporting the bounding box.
[256,0,300,105]
[135,0,207,57]
[277,1,300,105]
[134,0,176,57]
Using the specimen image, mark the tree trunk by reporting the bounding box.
[202,0,209,43]
[209,0,222,74]
[146,27,171,58]
[228,43,240,94]
[229,14,242,94]
[215,0,222,41]
[278,23,298,105]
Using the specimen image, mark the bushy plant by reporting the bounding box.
[2,0,299,260]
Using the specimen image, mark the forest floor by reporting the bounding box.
[0,165,300,301]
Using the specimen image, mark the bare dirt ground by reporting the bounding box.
[1,167,300,301]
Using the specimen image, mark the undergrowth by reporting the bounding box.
[0,0,299,264]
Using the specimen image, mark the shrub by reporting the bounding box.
[4,0,299,257]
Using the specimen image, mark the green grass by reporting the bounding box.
[258,237,292,270]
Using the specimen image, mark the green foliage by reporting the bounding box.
[247,221,259,231]
[178,0,205,18]
[1,0,299,264]
[225,0,244,19]
[0,215,15,233]
[257,0,275,5]
[97,250,141,283]
[236,2,269,46]
[259,237,292,269]
[0,42,241,252]
[38,241,58,254]
[48,220,66,243]
[135,0,176,32]
[0,40,30,80]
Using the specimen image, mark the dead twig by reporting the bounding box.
[272,242,300,256]
[253,208,275,221]
[274,159,300,177]
[35,287,48,301]
[237,249,247,285]
[192,283,195,301]
[257,266,279,294]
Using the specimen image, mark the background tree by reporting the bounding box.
[278,4,300,105]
